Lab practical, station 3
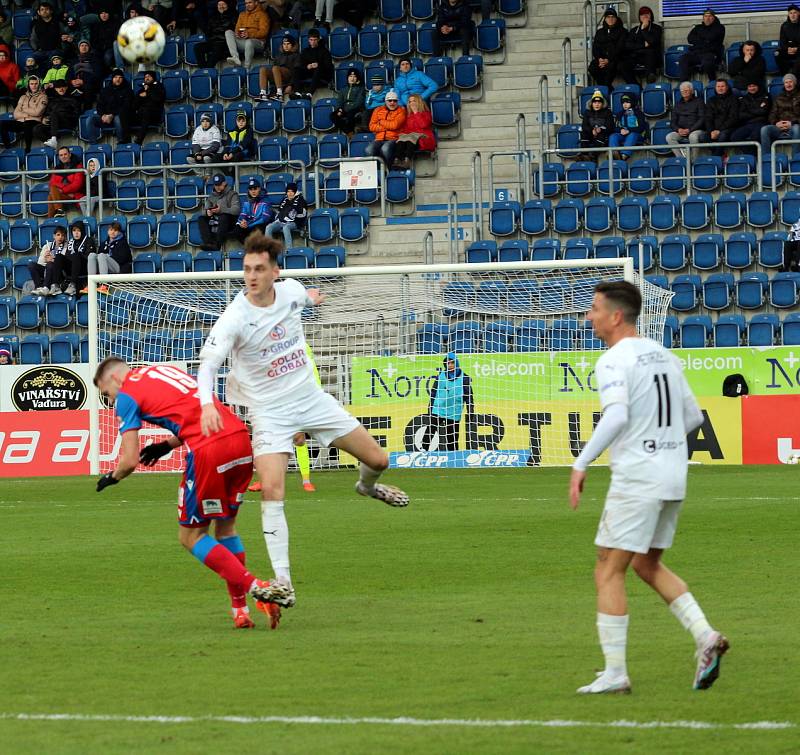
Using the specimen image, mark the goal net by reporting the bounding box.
[87,259,672,474]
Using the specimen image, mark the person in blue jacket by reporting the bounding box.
[608,93,648,159]
[426,352,474,451]
[393,57,439,107]
[356,72,387,131]
[232,177,274,243]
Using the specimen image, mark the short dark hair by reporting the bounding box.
[243,230,282,263]
[109,221,122,233]
[53,226,67,236]
[594,281,641,324]
[93,356,127,386]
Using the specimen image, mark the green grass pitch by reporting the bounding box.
[1,466,797,754]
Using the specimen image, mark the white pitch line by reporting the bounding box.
[0,713,794,731]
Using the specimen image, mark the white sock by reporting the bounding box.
[261,500,291,585]
[260,88,267,95]
[232,605,250,617]
[670,592,713,647]
[597,613,628,678]
[276,88,282,95]
[358,462,382,492]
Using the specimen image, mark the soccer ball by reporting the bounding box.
[116,17,166,65]
[787,454,799,465]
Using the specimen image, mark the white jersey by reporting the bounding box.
[595,336,700,500]
[199,278,318,408]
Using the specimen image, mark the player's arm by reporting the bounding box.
[197,314,236,436]
[97,430,140,492]
[306,286,326,306]
[139,434,182,466]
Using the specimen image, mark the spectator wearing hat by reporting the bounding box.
[69,39,100,111]
[292,27,333,97]
[578,90,615,159]
[225,0,270,69]
[0,347,13,366]
[59,13,84,64]
[731,81,771,153]
[365,89,406,168]
[609,93,647,159]
[701,79,739,156]
[356,72,387,131]
[258,33,299,100]
[1,76,47,153]
[331,68,365,136]
[198,173,241,250]
[666,81,706,158]
[91,68,134,143]
[728,41,766,93]
[47,145,85,218]
[187,113,223,164]
[30,1,64,70]
[0,45,20,100]
[132,70,166,145]
[36,78,80,150]
[197,0,237,68]
[761,72,800,153]
[777,4,800,75]
[42,52,69,90]
[89,7,122,74]
[222,110,257,161]
[393,56,439,107]
[621,5,662,84]
[432,0,473,58]
[167,0,210,36]
[233,177,274,242]
[678,8,726,82]
[264,182,308,248]
[589,7,627,88]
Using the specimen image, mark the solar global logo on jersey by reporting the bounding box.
[11,367,87,411]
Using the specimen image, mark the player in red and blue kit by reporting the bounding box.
[93,356,292,629]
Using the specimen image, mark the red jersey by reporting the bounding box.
[115,365,246,451]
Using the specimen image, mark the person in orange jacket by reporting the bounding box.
[365,89,406,168]
[225,0,270,68]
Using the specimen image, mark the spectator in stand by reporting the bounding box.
[83,221,133,294]
[0,347,12,366]
[197,0,236,68]
[222,109,257,162]
[666,81,706,158]
[292,27,333,97]
[259,1,288,31]
[728,41,766,93]
[168,0,210,35]
[264,181,308,247]
[1,76,47,153]
[678,8,726,82]
[777,4,800,75]
[330,68,365,136]
[783,218,800,271]
[91,68,134,144]
[0,46,20,100]
[69,40,100,110]
[578,90,615,160]
[392,93,436,170]
[333,0,375,29]
[59,14,83,65]
[393,56,439,107]
[588,7,626,89]
[142,0,175,28]
[89,6,122,74]
[36,78,80,150]
[187,112,223,164]
[621,5,662,84]
[131,70,166,145]
[365,89,406,168]
[41,52,69,91]
[61,220,96,296]
[83,157,114,216]
[225,0,270,69]
[30,1,64,69]
[257,33,298,101]
[0,9,12,50]
[314,0,333,30]
[47,145,85,218]
[432,0,473,58]
[701,78,739,156]
[232,177,274,243]
[28,225,69,296]
[356,72,387,131]
[761,72,800,153]
[731,81,771,152]
[198,173,241,251]
[609,93,647,159]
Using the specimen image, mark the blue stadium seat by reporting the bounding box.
[308,208,339,244]
[724,232,756,269]
[127,214,157,249]
[387,23,416,57]
[162,69,189,102]
[174,176,204,212]
[424,56,453,89]
[691,233,723,270]
[450,321,482,353]
[628,158,659,194]
[626,235,656,272]
[670,274,701,311]
[616,196,647,232]
[365,58,395,86]
[702,272,734,310]
[680,315,712,348]
[736,272,768,309]
[782,312,800,345]
[20,334,49,364]
[770,271,800,308]
[747,313,780,346]
[692,156,723,191]
[194,102,223,128]
[498,239,529,262]
[253,100,280,135]
[565,161,596,196]
[16,294,44,329]
[1,183,23,217]
[10,218,36,253]
[223,101,252,132]
[50,333,79,364]
[648,119,673,156]
[441,281,475,316]
[515,318,546,351]
[12,256,34,290]
[484,321,515,352]
[747,191,778,227]
[329,24,357,59]
[157,35,182,68]
[488,201,520,236]
[28,183,50,216]
[322,171,349,205]
[663,313,678,347]
[430,92,461,136]
[453,55,483,100]
[780,190,800,225]
[358,24,387,59]
[595,235,624,259]
[260,136,289,166]
[714,192,745,229]
[282,98,311,133]
[521,199,551,235]
[0,296,15,329]
[194,250,224,272]
[681,194,712,230]
[165,104,193,138]
[264,172,293,203]
[531,238,560,262]
[386,169,415,205]
[553,198,583,234]
[610,84,641,116]
[417,323,448,353]
[44,294,73,329]
[145,177,175,214]
[410,0,436,20]
[641,82,670,117]
[584,196,615,233]
[288,134,318,168]
[133,252,162,274]
[476,19,506,61]
[533,162,564,197]
[310,97,337,132]
[565,237,594,260]
[379,0,406,22]
[758,231,788,268]
[315,245,346,269]
[550,318,578,350]
[660,157,687,193]
[141,141,170,177]
[465,239,498,263]
[555,124,580,158]
[713,314,745,347]
[115,178,145,213]
[189,68,218,101]
[219,66,246,100]
[724,154,756,190]
[475,280,507,310]
[658,233,690,272]
[156,214,186,248]
[162,251,193,273]
[339,207,369,241]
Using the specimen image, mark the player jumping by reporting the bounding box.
[569,281,728,694]
[93,357,292,629]
[197,231,409,617]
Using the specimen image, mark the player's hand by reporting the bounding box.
[201,403,224,436]
[569,468,586,510]
[96,472,119,493]
[307,287,326,306]
[139,440,173,466]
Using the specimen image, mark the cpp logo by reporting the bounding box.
[643,440,657,454]
[269,324,286,340]
[465,451,522,467]
[394,452,450,468]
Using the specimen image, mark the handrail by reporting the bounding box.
[768,138,800,192]
[516,112,526,153]
[488,150,532,205]
[0,166,91,216]
[470,151,482,241]
[537,75,550,154]
[447,191,459,264]
[562,37,574,125]
[422,230,434,265]
[582,0,592,75]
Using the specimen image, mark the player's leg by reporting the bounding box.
[293,432,315,492]
[212,519,254,628]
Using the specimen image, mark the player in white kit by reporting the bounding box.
[196,232,408,622]
[569,281,728,694]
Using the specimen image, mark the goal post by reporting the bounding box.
[87,259,672,474]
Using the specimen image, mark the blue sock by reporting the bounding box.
[218,535,244,556]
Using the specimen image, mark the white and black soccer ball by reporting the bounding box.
[117,17,166,65]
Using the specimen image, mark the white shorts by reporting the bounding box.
[250,389,360,457]
[594,493,683,554]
